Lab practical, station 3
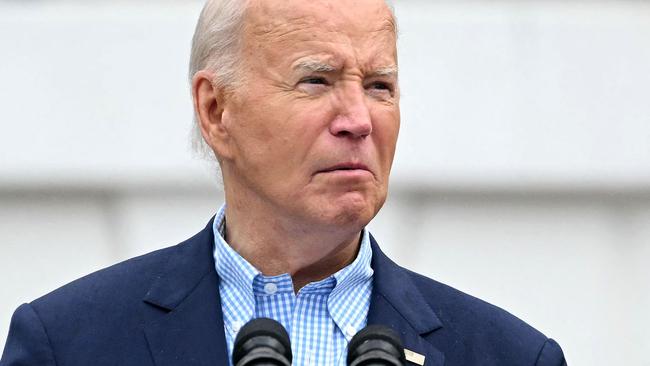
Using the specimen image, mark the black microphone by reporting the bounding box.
[347,325,406,366]
[232,318,292,366]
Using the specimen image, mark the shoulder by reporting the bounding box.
[1,222,217,365]
[404,268,566,365]
[1,245,179,365]
[406,268,541,336]
[30,223,214,314]
[369,236,566,364]
[30,241,181,313]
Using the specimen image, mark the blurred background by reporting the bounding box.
[1,0,649,364]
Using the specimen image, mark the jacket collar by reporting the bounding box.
[141,220,445,366]
[368,235,445,366]
[142,219,229,366]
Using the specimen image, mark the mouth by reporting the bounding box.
[316,163,372,175]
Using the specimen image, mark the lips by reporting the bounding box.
[317,162,371,174]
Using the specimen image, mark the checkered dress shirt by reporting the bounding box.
[212,204,374,366]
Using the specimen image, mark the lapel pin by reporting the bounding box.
[404,348,426,365]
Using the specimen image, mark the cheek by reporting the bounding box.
[233,107,324,180]
[226,106,280,179]
[372,109,400,164]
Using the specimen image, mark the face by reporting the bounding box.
[215,0,399,231]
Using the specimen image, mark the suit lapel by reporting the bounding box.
[142,219,230,366]
[368,237,445,366]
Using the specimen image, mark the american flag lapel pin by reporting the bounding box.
[404,348,426,365]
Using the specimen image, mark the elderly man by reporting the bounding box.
[1,0,566,365]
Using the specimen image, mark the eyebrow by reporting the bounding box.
[372,66,399,78]
[293,59,338,73]
[293,59,398,78]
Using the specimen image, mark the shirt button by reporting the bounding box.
[264,282,278,295]
[345,325,357,338]
[232,320,243,333]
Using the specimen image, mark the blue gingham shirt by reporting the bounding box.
[212,204,374,366]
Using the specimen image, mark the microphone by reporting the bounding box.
[232,318,292,366]
[347,325,406,366]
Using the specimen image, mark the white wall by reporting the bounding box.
[1,1,649,364]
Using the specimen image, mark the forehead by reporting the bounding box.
[243,0,397,66]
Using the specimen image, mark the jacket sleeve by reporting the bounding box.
[0,303,57,366]
[535,338,567,366]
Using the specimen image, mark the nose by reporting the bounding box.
[329,85,372,138]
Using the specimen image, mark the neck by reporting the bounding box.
[222,195,363,292]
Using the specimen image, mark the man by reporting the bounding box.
[1,0,566,365]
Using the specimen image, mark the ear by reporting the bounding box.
[192,70,234,160]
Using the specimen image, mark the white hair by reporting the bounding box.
[189,0,250,159]
[188,0,397,159]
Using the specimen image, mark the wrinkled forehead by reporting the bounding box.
[244,0,397,46]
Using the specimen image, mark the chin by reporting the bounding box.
[316,193,383,230]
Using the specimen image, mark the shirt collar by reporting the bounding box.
[212,203,374,333]
[328,226,374,342]
[212,205,257,328]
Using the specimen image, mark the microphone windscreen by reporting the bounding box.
[347,325,405,366]
[233,318,292,366]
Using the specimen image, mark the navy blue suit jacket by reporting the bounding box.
[1,220,566,365]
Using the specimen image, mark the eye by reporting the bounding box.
[299,76,329,85]
[365,80,395,99]
[297,76,330,95]
[368,81,393,91]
